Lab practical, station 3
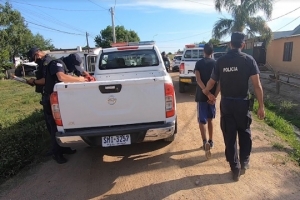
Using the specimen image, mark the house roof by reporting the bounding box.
[272,24,300,40]
[273,33,300,41]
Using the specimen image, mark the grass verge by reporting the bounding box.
[254,99,300,165]
[0,80,49,183]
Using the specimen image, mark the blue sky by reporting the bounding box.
[5,0,300,53]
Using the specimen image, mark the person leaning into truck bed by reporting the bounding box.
[26,49,92,158]
[27,48,87,164]
[59,53,96,81]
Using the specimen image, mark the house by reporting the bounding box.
[266,25,300,75]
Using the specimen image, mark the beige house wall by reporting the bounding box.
[266,35,300,75]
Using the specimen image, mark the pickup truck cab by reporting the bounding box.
[178,44,204,93]
[50,41,177,148]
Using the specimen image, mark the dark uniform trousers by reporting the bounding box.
[41,94,61,155]
[42,102,52,135]
[220,97,252,170]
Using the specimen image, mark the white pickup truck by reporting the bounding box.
[178,44,227,93]
[50,41,177,147]
[178,44,205,93]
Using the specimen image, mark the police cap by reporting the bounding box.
[231,32,245,44]
[27,47,40,62]
[67,53,84,73]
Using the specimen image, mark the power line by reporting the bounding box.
[268,6,300,22]
[25,20,85,36]
[9,0,107,11]
[275,15,300,31]
[86,0,108,11]
[184,0,214,7]
[15,5,88,34]
[184,0,227,19]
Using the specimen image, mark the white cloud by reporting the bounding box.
[271,1,300,19]
[116,0,300,20]
[266,1,300,32]
[116,0,217,14]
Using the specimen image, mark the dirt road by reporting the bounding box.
[1,73,300,200]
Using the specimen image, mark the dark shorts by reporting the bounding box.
[197,102,216,124]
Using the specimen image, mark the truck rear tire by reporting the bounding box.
[164,118,177,142]
[179,82,186,93]
[81,136,97,147]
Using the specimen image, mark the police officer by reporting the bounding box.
[42,53,87,164]
[26,48,54,156]
[161,51,170,71]
[27,49,86,164]
[202,32,265,181]
[60,53,96,81]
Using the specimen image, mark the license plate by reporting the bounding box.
[102,134,131,147]
[180,78,191,83]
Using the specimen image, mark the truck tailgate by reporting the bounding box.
[55,77,166,129]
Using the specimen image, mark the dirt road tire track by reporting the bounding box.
[1,72,300,200]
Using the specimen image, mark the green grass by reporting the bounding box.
[0,79,49,182]
[272,142,285,151]
[254,99,300,165]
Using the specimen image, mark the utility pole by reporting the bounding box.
[110,7,116,43]
[86,32,90,52]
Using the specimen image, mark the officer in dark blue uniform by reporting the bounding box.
[161,51,170,71]
[60,53,96,81]
[27,49,85,164]
[42,54,86,164]
[27,48,54,156]
[202,32,265,181]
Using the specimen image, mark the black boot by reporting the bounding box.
[241,163,250,175]
[52,153,67,164]
[232,168,240,182]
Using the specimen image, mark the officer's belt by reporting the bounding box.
[222,96,249,100]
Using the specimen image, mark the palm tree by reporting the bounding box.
[212,0,273,44]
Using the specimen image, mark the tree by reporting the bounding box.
[195,41,206,44]
[208,38,221,46]
[94,25,140,48]
[0,2,54,68]
[212,0,273,44]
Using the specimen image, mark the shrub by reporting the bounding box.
[0,62,14,73]
[0,72,5,80]
[0,109,49,179]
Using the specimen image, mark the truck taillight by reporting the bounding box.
[164,83,175,118]
[50,92,63,126]
[179,63,185,74]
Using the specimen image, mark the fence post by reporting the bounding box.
[22,64,25,78]
[275,72,280,94]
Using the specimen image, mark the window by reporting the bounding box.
[183,49,204,59]
[87,56,96,72]
[213,52,226,60]
[174,56,182,60]
[184,50,191,58]
[99,49,159,70]
[283,42,293,62]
